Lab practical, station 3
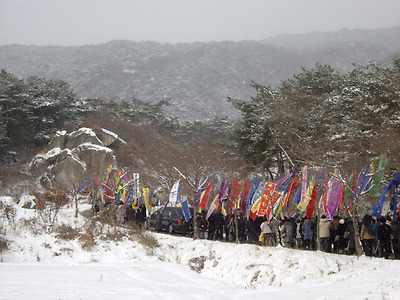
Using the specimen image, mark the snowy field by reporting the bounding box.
[1,195,400,299]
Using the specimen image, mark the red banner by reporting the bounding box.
[306,186,317,218]
[199,184,214,208]
[285,174,300,206]
[257,183,275,216]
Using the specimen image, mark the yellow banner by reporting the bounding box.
[143,187,151,212]
[297,176,314,213]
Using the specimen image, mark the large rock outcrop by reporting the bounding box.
[29,127,124,189]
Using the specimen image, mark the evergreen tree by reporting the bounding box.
[26,76,77,144]
[228,84,283,175]
[229,60,400,173]
[0,70,31,150]
[0,70,79,158]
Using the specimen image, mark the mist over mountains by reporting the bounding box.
[1,26,399,121]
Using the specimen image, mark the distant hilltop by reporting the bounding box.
[1,26,399,121]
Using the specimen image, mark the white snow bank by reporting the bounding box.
[1,196,399,299]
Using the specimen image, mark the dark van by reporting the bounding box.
[148,206,193,235]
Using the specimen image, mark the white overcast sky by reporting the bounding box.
[0,0,399,46]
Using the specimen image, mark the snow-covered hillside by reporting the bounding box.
[0,195,399,299]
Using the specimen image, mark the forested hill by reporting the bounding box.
[1,26,399,121]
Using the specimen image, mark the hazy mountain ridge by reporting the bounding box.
[0,27,399,121]
[263,26,400,51]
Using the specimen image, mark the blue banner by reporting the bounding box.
[246,177,259,211]
[372,173,400,218]
[181,200,191,222]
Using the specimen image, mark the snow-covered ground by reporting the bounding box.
[1,195,399,299]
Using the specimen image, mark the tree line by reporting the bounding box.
[229,59,400,176]
[1,58,399,185]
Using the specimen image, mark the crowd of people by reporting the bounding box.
[196,211,400,259]
[91,195,400,259]
[92,198,147,228]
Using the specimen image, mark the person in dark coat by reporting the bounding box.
[228,215,236,242]
[302,217,314,250]
[223,215,230,241]
[247,217,262,244]
[392,216,400,259]
[197,212,208,239]
[215,212,224,240]
[372,218,381,257]
[126,206,136,222]
[207,212,217,240]
[280,218,294,248]
[345,218,356,255]
[378,217,392,259]
[295,218,303,249]
[269,218,278,246]
[331,216,341,253]
[336,218,347,254]
[360,214,375,257]
[312,216,318,250]
[238,215,248,243]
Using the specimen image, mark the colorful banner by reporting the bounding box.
[142,187,151,212]
[230,179,241,205]
[206,194,219,219]
[300,166,308,206]
[305,186,318,218]
[265,192,281,220]
[250,181,266,210]
[297,176,314,214]
[78,177,92,193]
[285,174,300,206]
[338,186,345,214]
[293,186,302,205]
[214,172,223,191]
[369,155,389,196]
[326,169,342,220]
[250,197,262,214]
[372,173,400,218]
[169,179,181,205]
[322,180,329,215]
[199,184,213,208]
[246,177,260,211]
[181,200,191,222]
[218,177,230,201]
[257,182,275,216]
[348,174,357,215]
[393,187,399,219]
[241,183,251,212]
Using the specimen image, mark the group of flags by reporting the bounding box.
[78,155,400,222]
[166,155,399,222]
[78,165,152,212]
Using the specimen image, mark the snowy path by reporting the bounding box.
[1,259,399,300]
